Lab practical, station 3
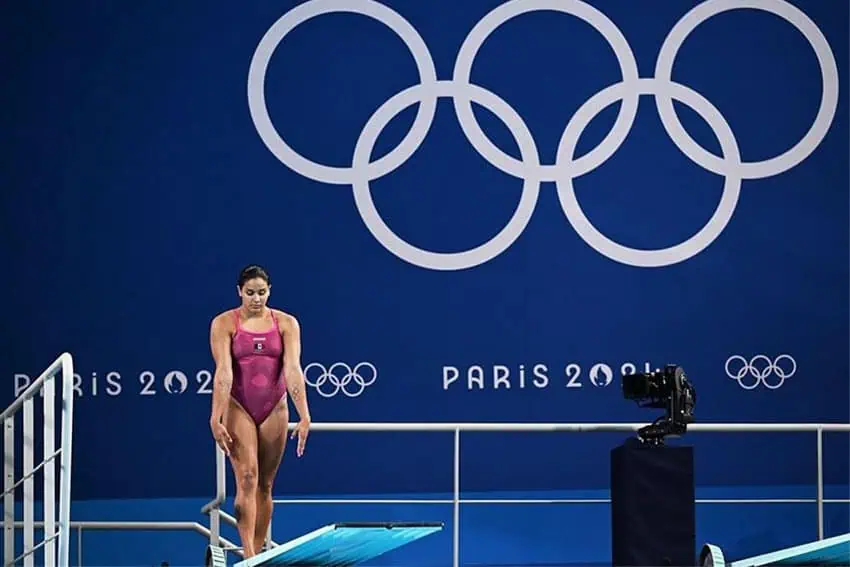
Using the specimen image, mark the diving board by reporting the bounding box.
[207,521,443,567]
[701,532,850,567]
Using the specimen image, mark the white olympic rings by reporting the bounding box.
[247,0,838,270]
[303,362,378,398]
[725,354,797,390]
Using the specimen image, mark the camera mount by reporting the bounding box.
[621,364,696,446]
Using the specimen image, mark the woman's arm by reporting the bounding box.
[209,313,234,427]
[280,312,311,423]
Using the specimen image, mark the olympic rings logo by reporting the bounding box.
[247,0,838,271]
[725,355,796,390]
[303,362,378,398]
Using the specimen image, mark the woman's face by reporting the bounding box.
[238,277,270,313]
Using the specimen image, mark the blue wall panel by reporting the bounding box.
[1,0,847,564]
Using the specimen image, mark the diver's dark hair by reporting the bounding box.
[238,264,270,288]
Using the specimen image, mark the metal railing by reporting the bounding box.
[1,352,76,567]
[1,417,846,566]
[200,422,850,567]
[0,520,240,567]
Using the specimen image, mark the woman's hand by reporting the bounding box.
[211,420,233,456]
[290,419,310,457]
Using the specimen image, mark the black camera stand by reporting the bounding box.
[610,439,697,566]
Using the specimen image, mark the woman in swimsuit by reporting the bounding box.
[208,264,311,558]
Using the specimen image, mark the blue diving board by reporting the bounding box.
[234,521,444,567]
[701,532,850,567]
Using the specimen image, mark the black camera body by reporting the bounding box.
[622,364,696,445]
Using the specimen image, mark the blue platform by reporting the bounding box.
[234,522,444,567]
[702,532,850,567]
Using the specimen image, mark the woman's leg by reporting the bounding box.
[254,400,288,552]
[225,398,260,557]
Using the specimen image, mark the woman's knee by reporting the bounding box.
[235,463,259,494]
[257,474,274,496]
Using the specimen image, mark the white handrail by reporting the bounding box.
[1,352,76,567]
[0,414,840,566]
[199,421,849,567]
[292,422,850,432]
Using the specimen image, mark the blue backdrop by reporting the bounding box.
[1,0,847,546]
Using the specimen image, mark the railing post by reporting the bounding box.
[58,353,76,567]
[210,445,225,546]
[265,518,273,550]
[23,397,34,567]
[4,416,14,566]
[816,426,823,540]
[43,373,56,567]
[453,427,460,567]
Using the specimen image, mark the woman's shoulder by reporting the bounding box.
[270,308,298,330]
[210,308,238,332]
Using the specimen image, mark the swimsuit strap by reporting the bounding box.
[233,307,277,333]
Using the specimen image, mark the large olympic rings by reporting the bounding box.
[247,0,838,270]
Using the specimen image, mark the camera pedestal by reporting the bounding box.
[610,439,696,567]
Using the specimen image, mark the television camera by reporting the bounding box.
[621,364,696,446]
